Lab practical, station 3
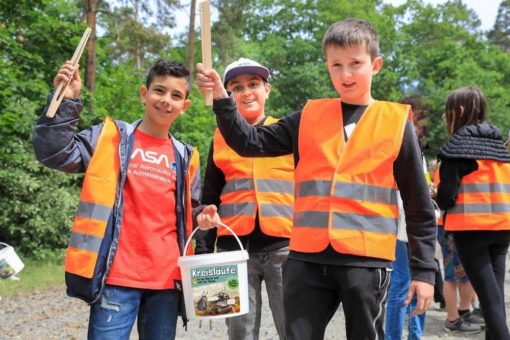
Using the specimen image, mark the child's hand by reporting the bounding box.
[197,204,221,230]
[196,63,228,100]
[53,61,81,99]
[429,183,437,198]
[406,280,434,316]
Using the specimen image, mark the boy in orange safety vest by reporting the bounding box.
[33,59,214,339]
[196,19,437,339]
[195,58,294,340]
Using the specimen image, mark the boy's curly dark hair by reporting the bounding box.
[146,60,191,97]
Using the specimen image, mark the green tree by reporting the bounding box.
[212,0,252,66]
[488,0,510,53]
[383,0,510,154]
[99,0,179,70]
[0,0,85,257]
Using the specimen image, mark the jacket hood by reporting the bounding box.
[438,123,510,162]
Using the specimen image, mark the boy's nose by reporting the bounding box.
[240,87,252,95]
[340,68,353,78]
[160,94,171,104]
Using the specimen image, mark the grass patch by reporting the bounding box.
[0,257,64,298]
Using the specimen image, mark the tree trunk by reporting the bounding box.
[135,0,141,70]
[85,0,97,94]
[187,0,197,76]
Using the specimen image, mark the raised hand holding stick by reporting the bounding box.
[46,27,91,118]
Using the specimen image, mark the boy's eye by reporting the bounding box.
[231,85,242,92]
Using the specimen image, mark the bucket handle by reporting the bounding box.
[183,222,248,259]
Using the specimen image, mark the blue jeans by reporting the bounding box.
[88,285,180,340]
[385,240,426,340]
[222,246,288,340]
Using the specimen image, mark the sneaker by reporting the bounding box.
[444,318,482,334]
[463,309,485,326]
[472,307,484,318]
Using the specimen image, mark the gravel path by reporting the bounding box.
[1,277,508,340]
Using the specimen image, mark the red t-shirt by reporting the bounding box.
[106,129,180,289]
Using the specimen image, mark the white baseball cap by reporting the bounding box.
[223,58,270,87]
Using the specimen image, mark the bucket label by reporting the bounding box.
[0,259,16,280]
[190,264,241,317]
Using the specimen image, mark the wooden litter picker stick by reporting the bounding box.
[199,0,213,106]
[46,27,92,118]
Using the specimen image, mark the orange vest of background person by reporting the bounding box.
[213,116,294,238]
[186,148,200,253]
[291,99,410,261]
[443,159,510,231]
[65,118,198,278]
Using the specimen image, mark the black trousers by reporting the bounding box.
[453,230,510,340]
[282,258,391,340]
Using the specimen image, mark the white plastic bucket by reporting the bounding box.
[0,243,24,280]
[178,223,249,320]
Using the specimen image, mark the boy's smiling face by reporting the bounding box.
[226,74,271,125]
[140,75,191,131]
[325,43,382,106]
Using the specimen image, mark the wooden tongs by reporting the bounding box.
[46,27,91,118]
[199,0,212,106]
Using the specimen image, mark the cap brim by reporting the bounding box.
[223,66,270,87]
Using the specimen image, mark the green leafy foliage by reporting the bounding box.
[488,0,510,53]
[0,0,84,258]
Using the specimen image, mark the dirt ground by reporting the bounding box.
[1,276,508,340]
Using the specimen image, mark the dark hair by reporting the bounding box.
[322,18,379,59]
[444,86,486,136]
[146,59,191,97]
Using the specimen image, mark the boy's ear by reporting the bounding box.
[140,85,148,104]
[372,56,383,75]
[180,99,191,115]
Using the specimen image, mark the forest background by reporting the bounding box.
[1,0,510,259]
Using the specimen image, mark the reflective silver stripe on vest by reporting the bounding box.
[459,183,510,193]
[222,178,254,195]
[261,204,293,218]
[334,182,397,204]
[294,211,329,228]
[332,212,398,234]
[297,180,397,204]
[219,202,256,217]
[293,211,398,233]
[257,179,294,194]
[448,203,510,214]
[75,201,112,221]
[68,231,102,253]
[298,180,331,197]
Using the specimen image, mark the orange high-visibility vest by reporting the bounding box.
[65,118,120,278]
[185,148,200,255]
[65,119,199,277]
[444,159,510,231]
[291,99,410,261]
[213,116,294,238]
